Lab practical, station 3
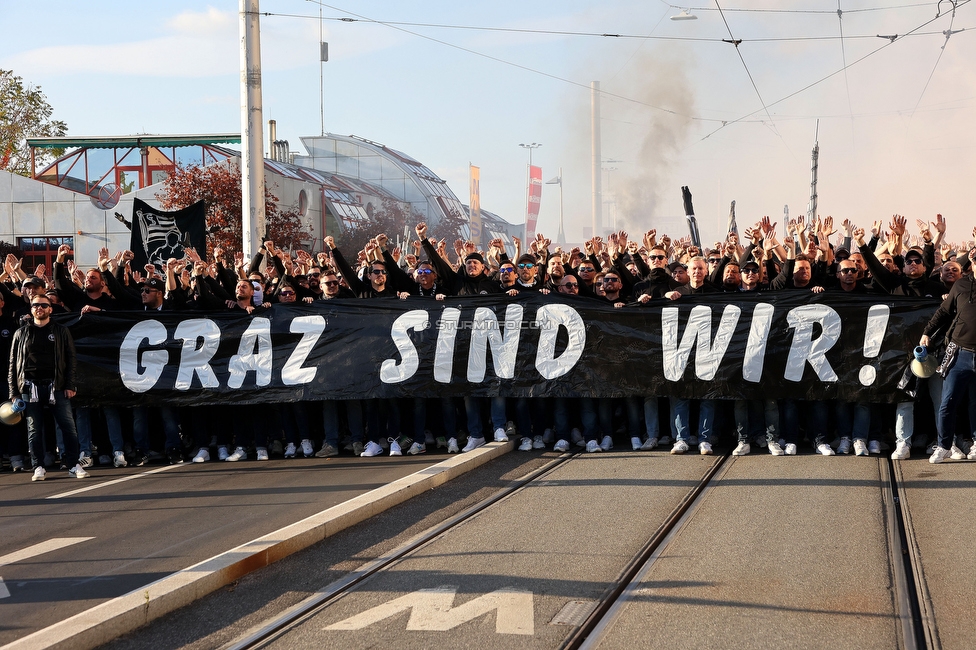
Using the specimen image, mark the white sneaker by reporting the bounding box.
[817,443,836,456]
[600,435,613,451]
[853,440,869,457]
[256,447,269,461]
[629,436,641,451]
[768,441,786,456]
[69,464,89,478]
[192,448,210,463]
[493,427,509,443]
[407,442,426,455]
[518,437,533,451]
[950,444,966,460]
[571,428,585,447]
[732,442,751,456]
[671,439,689,454]
[641,437,658,451]
[113,450,127,468]
[891,442,911,460]
[361,441,384,457]
[542,428,554,444]
[554,439,570,452]
[533,435,546,449]
[585,440,601,453]
[226,447,246,462]
[389,438,403,456]
[301,439,315,457]
[929,446,950,464]
[217,446,230,461]
[868,440,882,455]
[32,466,46,481]
[447,437,460,454]
[283,443,297,458]
[784,443,798,456]
[968,445,976,461]
[462,436,486,452]
[837,437,852,455]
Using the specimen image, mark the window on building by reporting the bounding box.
[17,236,74,272]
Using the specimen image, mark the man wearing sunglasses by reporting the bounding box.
[10,297,88,481]
[318,272,356,300]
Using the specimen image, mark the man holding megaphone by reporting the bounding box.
[7,294,88,481]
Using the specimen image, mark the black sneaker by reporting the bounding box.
[132,452,149,467]
[167,448,184,465]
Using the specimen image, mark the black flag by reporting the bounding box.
[129,198,206,270]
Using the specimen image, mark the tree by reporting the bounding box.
[158,163,312,259]
[0,69,67,176]
[334,197,466,256]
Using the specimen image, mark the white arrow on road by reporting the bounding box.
[0,537,95,599]
[326,585,534,635]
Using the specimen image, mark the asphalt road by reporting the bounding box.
[0,453,442,645]
[6,449,974,650]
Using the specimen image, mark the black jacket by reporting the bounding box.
[9,320,77,399]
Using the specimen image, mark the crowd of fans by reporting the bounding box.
[2,212,974,480]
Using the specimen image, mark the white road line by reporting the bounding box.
[0,537,95,568]
[0,537,94,600]
[46,464,183,500]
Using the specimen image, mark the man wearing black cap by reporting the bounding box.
[12,276,65,321]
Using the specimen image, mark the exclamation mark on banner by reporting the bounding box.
[859,305,890,386]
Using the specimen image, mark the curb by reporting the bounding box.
[3,441,513,650]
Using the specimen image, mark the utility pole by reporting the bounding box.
[240,0,266,260]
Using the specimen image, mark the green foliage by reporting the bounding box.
[0,69,67,176]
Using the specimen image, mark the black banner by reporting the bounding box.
[129,198,207,271]
[62,292,939,407]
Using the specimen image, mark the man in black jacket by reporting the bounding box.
[921,260,976,464]
[9,294,88,481]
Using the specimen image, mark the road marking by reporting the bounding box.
[0,537,94,600]
[0,537,95,567]
[46,463,183,499]
[325,585,534,635]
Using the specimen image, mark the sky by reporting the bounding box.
[2,0,975,246]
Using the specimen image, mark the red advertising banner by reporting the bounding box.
[526,165,542,241]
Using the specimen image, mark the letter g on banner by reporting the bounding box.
[119,320,168,393]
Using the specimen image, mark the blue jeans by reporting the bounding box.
[781,400,828,446]
[553,397,598,442]
[735,399,779,444]
[77,406,126,455]
[835,401,871,442]
[413,398,457,443]
[665,398,717,443]
[937,348,976,449]
[24,387,79,469]
[133,405,181,452]
[324,399,364,447]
